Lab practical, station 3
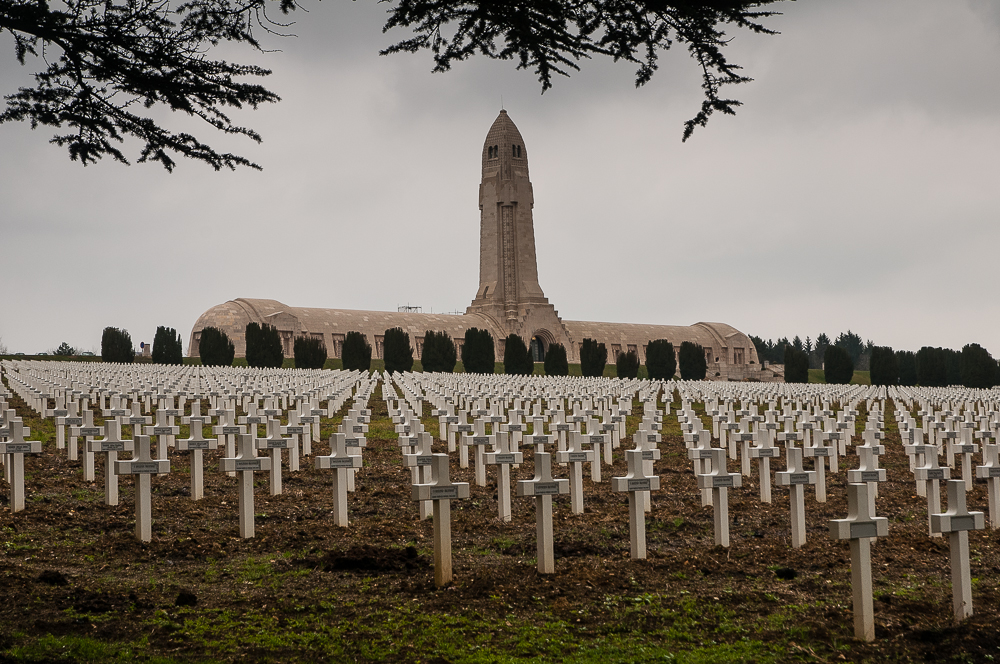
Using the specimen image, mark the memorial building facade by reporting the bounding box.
[190,111,773,381]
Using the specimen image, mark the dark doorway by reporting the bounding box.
[530,336,546,362]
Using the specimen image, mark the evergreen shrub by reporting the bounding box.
[783,346,809,383]
[461,328,495,374]
[579,338,607,377]
[383,327,414,374]
[294,336,328,369]
[199,327,235,367]
[245,322,283,368]
[678,341,707,380]
[543,343,569,376]
[824,345,854,384]
[503,334,533,375]
[421,331,457,373]
[616,349,639,379]
[101,327,134,364]
[645,339,676,380]
[342,331,372,372]
[869,346,898,386]
[152,326,183,364]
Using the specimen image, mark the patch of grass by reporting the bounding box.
[3,634,183,664]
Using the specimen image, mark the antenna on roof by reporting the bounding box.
[501,95,504,111]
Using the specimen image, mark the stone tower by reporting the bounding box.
[467,110,571,357]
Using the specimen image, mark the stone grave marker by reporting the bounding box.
[829,482,889,641]
[697,448,742,547]
[412,453,470,587]
[776,445,816,548]
[89,418,135,506]
[315,433,363,527]
[0,419,42,511]
[175,419,218,500]
[219,433,271,538]
[484,431,523,522]
[931,480,985,619]
[612,448,660,559]
[113,434,170,542]
[516,450,568,574]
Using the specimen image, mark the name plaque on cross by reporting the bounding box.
[445,417,460,424]
[127,461,164,475]
[285,426,304,434]
[324,457,358,469]
[1,442,33,454]
[712,476,735,488]
[64,417,83,426]
[455,425,473,432]
[96,441,126,452]
[532,435,549,444]
[532,482,562,495]
[185,440,211,450]
[860,471,882,482]
[556,424,570,431]
[790,473,811,484]
[353,426,365,433]
[152,426,174,435]
[493,453,517,464]
[235,459,264,471]
[78,427,102,436]
[430,486,460,499]
[472,436,491,445]
[222,426,242,435]
[567,452,590,462]
[627,478,652,491]
[345,438,362,447]
[507,424,522,432]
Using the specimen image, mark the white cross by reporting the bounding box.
[89,418,134,506]
[412,453,470,587]
[485,431,523,522]
[219,433,271,538]
[776,445,816,548]
[931,480,985,619]
[113,434,170,542]
[697,448,742,548]
[176,419,218,501]
[516,450,569,574]
[315,433,363,527]
[612,448,661,560]
[0,419,42,512]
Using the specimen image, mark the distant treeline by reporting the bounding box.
[751,331,999,388]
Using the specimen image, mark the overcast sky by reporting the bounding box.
[1,0,998,356]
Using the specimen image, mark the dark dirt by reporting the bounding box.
[1,384,1000,662]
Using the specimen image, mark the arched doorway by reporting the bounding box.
[529,335,546,362]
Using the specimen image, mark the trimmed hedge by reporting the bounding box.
[783,346,809,383]
[869,346,898,386]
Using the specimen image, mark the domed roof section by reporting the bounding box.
[482,110,528,179]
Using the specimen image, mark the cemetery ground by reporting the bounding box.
[0,387,995,663]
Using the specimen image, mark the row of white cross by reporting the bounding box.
[5,362,1000,642]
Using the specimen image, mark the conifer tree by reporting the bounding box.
[342,332,372,372]
[152,326,183,364]
[678,341,707,380]
[294,336,328,369]
[543,343,569,376]
[645,339,676,380]
[823,345,854,384]
[421,331,458,373]
[101,327,134,364]
[580,338,607,377]
[199,327,235,367]
[383,327,414,374]
[461,328,495,374]
[503,334,533,375]
[245,322,283,368]
[616,349,639,379]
